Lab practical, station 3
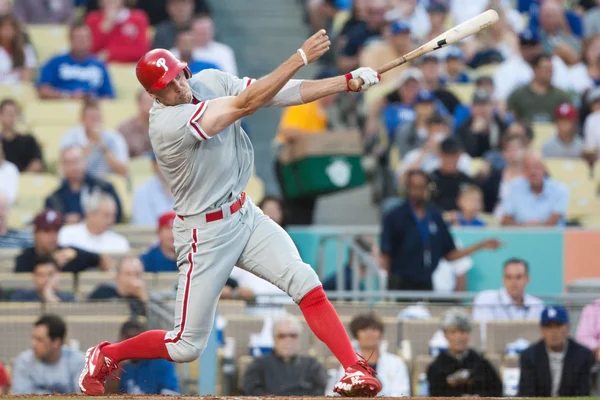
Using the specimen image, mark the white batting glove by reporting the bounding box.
[345,67,380,92]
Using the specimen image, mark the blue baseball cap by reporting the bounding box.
[541,305,569,326]
[415,89,436,103]
[519,29,540,45]
[446,47,463,61]
[390,20,411,35]
[427,2,448,14]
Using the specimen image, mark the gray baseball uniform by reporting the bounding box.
[149,69,320,363]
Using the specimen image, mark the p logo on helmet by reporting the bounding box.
[157,58,169,71]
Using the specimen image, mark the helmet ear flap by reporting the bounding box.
[184,66,192,79]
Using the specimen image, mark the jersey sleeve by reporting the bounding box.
[194,69,255,97]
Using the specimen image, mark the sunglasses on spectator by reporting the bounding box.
[276,332,299,339]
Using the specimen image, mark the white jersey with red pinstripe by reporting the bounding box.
[148,69,256,217]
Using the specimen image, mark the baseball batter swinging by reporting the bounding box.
[79,30,382,397]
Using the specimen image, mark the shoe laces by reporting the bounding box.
[356,352,378,377]
[99,356,123,381]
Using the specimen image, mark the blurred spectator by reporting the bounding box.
[538,0,581,66]
[275,70,339,226]
[219,274,255,302]
[0,15,36,83]
[336,0,368,37]
[58,191,130,253]
[172,30,220,74]
[85,0,149,63]
[451,0,522,29]
[0,361,8,394]
[12,315,84,394]
[118,89,154,158]
[395,89,438,158]
[108,319,180,394]
[258,195,286,228]
[38,23,115,99]
[424,2,449,44]
[418,55,461,114]
[243,315,327,395]
[518,305,594,397]
[500,152,569,226]
[16,209,111,273]
[583,86,600,163]
[463,4,518,68]
[440,47,470,85]
[429,137,476,212]
[0,99,43,172]
[170,15,237,75]
[482,123,531,173]
[140,211,177,273]
[453,185,486,227]
[386,0,430,42]
[583,4,600,38]
[45,146,123,224]
[85,0,210,26]
[359,20,412,84]
[494,29,570,101]
[432,248,474,293]
[60,99,129,179]
[131,153,174,226]
[88,257,147,317]
[507,54,572,123]
[472,258,544,339]
[322,236,371,292]
[152,0,195,49]
[527,0,582,38]
[229,266,290,304]
[14,0,73,24]
[542,103,584,158]
[10,257,75,303]
[427,308,502,397]
[380,170,500,291]
[568,35,600,93]
[336,0,387,73]
[0,142,18,204]
[457,90,508,158]
[0,193,32,248]
[575,298,600,360]
[399,115,471,178]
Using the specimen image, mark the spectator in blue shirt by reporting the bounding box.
[440,47,471,85]
[453,185,486,227]
[37,23,115,99]
[140,212,177,273]
[11,257,75,303]
[107,319,180,395]
[500,152,569,227]
[131,153,174,226]
[380,170,501,291]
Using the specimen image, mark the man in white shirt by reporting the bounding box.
[171,15,237,75]
[58,191,130,254]
[0,142,18,204]
[472,258,544,341]
[494,29,570,101]
[583,87,600,163]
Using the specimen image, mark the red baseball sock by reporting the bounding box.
[299,286,358,369]
[101,330,172,363]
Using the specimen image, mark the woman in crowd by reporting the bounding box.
[0,15,36,83]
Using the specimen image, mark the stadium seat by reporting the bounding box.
[484,320,540,354]
[447,83,475,104]
[0,302,43,316]
[382,317,399,354]
[33,125,69,170]
[531,122,555,151]
[152,272,178,292]
[0,316,38,362]
[236,355,254,392]
[544,158,596,219]
[217,300,247,316]
[67,314,133,350]
[223,315,265,359]
[411,354,433,394]
[297,319,312,356]
[27,25,69,64]
[486,352,502,373]
[469,157,485,177]
[246,172,265,204]
[15,173,60,216]
[129,156,154,177]
[25,100,81,128]
[45,301,131,316]
[400,319,481,357]
[76,270,114,297]
[108,63,139,101]
[0,83,38,103]
[101,100,137,130]
[0,249,19,272]
[105,174,132,220]
[0,272,74,292]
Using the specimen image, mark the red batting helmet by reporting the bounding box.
[136,49,192,91]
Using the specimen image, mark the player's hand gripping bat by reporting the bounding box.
[347,9,500,91]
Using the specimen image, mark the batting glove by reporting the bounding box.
[345,67,380,92]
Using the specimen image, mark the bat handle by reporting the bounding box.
[347,56,407,92]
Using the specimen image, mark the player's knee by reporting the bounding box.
[168,338,207,363]
[288,262,321,303]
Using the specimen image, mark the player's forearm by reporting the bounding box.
[299,76,347,103]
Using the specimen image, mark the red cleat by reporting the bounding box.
[78,342,120,396]
[334,355,382,397]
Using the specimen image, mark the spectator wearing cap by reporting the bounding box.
[493,28,570,101]
[38,23,115,100]
[380,170,500,291]
[399,115,471,179]
[537,0,581,66]
[440,47,470,85]
[425,2,449,44]
[11,257,75,303]
[0,139,18,205]
[0,99,44,172]
[140,212,177,273]
[359,20,412,84]
[500,152,569,226]
[395,89,438,157]
[457,90,508,158]
[13,0,73,24]
[45,146,123,224]
[386,0,430,43]
[117,89,154,158]
[583,86,600,163]
[15,209,111,273]
[429,137,477,212]
[336,0,387,73]
[518,305,594,397]
[428,307,502,397]
[507,54,572,124]
[152,0,196,50]
[542,104,584,159]
[418,54,462,114]
[131,154,175,226]
[0,193,33,249]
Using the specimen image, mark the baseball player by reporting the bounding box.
[79,30,382,397]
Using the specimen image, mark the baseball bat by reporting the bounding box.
[347,9,499,91]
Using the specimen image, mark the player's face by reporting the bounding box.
[444,327,470,354]
[152,71,192,106]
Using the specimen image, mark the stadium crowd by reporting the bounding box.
[0,0,599,397]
